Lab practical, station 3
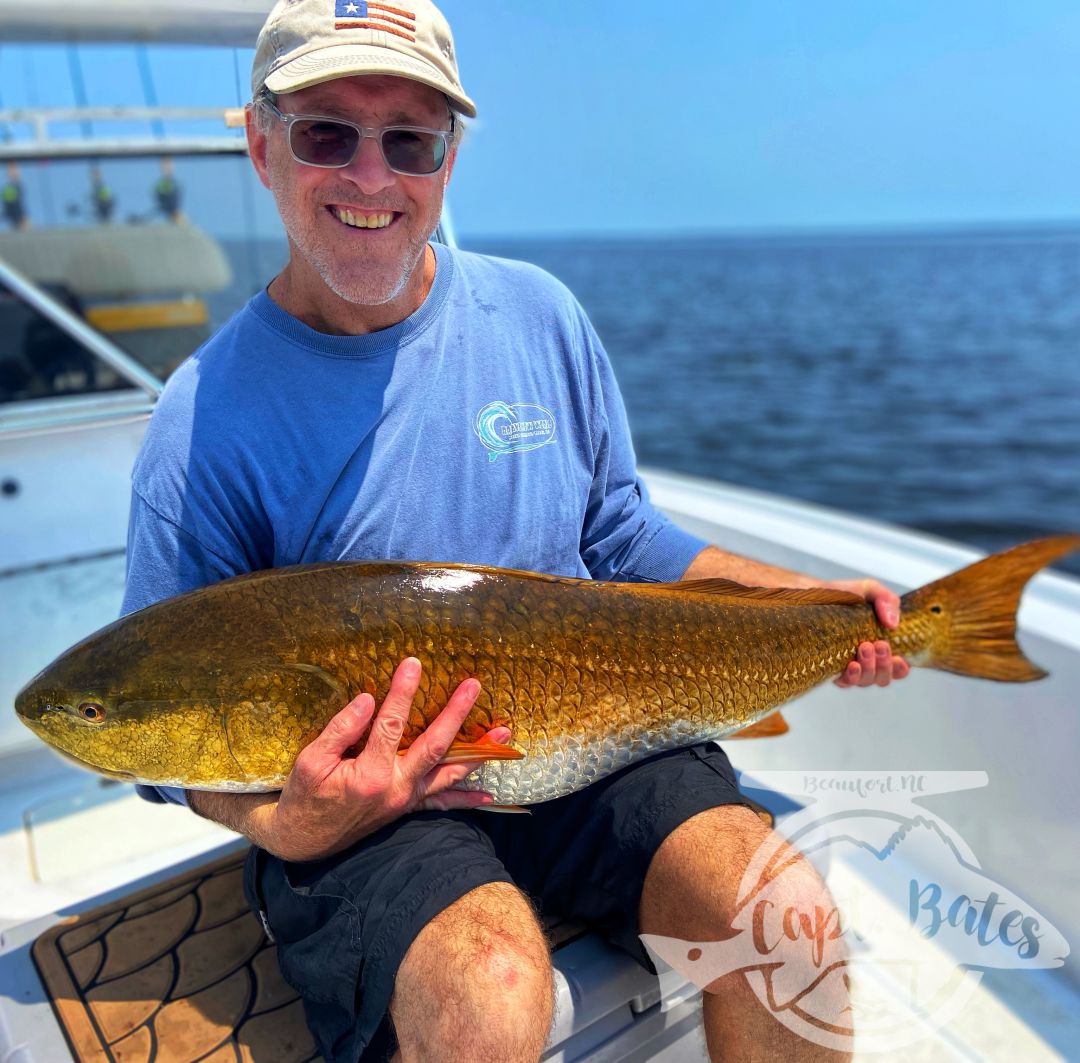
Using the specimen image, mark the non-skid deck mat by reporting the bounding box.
[32,848,591,1062]
[31,850,321,1063]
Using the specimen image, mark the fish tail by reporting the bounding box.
[902,534,1079,682]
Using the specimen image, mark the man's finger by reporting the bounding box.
[305,692,376,760]
[874,642,893,686]
[363,657,422,761]
[823,578,899,628]
[872,589,901,629]
[412,727,514,800]
[856,642,876,687]
[421,760,488,795]
[401,677,481,776]
[833,661,862,688]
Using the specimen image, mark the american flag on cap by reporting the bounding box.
[335,0,417,42]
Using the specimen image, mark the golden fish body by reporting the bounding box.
[14,536,1078,804]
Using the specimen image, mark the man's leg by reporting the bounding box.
[640,805,851,1063]
[389,881,554,1063]
[251,811,551,1062]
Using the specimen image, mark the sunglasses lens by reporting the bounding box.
[381,129,446,175]
[289,119,360,167]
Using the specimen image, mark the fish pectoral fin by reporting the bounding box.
[440,741,526,764]
[729,711,790,739]
[279,662,349,702]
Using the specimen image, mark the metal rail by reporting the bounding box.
[0,257,164,400]
[0,138,248,161]
[0,105,244,130]
[0,106,248,161]
[0,0,274,46]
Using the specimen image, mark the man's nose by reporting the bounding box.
[344,133,395,195]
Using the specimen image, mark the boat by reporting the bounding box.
[1,5,1078,1061]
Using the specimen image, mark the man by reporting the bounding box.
[154,158,182,222]
[123,2,907,1060]
[2,162,28,230]
[90,164,115,224]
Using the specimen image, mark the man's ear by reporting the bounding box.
[443,145,457,188]
[246,104,273,191]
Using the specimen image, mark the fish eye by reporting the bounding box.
[78,701,106,722]
[930,604,943,615]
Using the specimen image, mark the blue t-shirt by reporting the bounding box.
[124,243,707,804]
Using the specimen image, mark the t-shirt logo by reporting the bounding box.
[474,400,557,462]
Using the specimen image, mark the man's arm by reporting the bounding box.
[681,545,910,688]
[189,658,509,862]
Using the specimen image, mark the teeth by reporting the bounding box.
[334,208,393,229]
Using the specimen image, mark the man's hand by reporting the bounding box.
[259,657,507,862]
[823,578,911,688]
[681,547,911,690]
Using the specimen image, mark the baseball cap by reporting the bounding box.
[252,0,477,118]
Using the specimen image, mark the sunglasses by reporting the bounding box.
[257,93,453,176]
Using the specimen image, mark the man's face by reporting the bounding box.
[249,74,456,309]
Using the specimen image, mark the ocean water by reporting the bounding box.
[216,227,1080,577]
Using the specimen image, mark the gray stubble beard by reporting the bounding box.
[274,181,438,308]
[293,217,430,307]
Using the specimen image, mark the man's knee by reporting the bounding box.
[641,805,848,992]
[392,882,554,1058]
[642,804,836,933]
[642,804,771,930]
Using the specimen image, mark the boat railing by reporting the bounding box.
[0,255,163,402]
[0,106,249,162]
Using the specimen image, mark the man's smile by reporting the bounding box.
[328,205,402,230]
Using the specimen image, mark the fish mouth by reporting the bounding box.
[13,680,50,724]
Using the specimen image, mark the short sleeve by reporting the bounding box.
[576,317,707,582]
[121,490,246,616]
[122,491,247,808]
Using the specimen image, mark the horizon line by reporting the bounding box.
[457,216,1080,245]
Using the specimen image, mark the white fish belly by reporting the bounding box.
[458,718,736,804]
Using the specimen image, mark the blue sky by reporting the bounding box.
[2,0,1079,241]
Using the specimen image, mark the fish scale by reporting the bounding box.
[14,536,1080,803]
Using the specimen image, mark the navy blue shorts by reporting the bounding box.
[243,743,756,1063]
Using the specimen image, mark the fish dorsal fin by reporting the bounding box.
[659,579,866,606]
[729,711,790,739]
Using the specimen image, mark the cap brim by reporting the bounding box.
[263,44,477,118]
